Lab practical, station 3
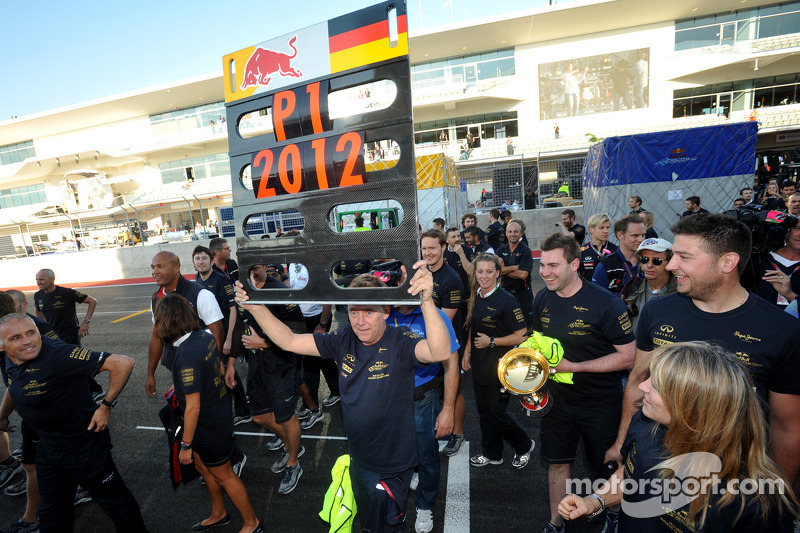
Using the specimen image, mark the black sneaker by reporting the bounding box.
[7,517,40,533]
[300,408,324,430]
[295,407,311,420]
[278,464,303,495]
[0,458,22,488]
[4,477,26,496]
[74,488,92,506]
[441,434,464,457]
[271,445,306,474]
[265,435,284,451]
[321,395,340,407]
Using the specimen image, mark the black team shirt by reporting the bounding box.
[195,270,236,332]
[469,288,526,386]
[34,286,88,344]
[431,262,463,333]
[496,241,534,291]
[532,280,634,405]
[161,330,233,449]
[313,326,423,472]
[635,293,800,403]
[6,336,108,449]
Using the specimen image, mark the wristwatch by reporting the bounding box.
[319,322,329,328]
[489,337,496,349]
[83,319,91,324]
[101,398,117,408]
[180,440,192,451]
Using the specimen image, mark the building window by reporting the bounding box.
[672,74,800,118]
[158,153,230,185]
[411,49,515,90]
[414,112,518,146]
[0,140,36,165]
[0,184,47,208]
[150,102,226,136]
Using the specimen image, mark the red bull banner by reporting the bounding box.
[224,4,408,104]
[224,1,419,305]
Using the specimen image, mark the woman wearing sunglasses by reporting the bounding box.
[621,238,677,330]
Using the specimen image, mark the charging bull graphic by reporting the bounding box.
[240,35,303,90]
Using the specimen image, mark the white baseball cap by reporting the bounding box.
[637,238,672,253]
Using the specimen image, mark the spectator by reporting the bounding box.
[486,209,505,251]
[608,213,800,498]
[534,233,636,533]
[557,181,570,197]
[461,253,532,468]
[621,238,677,331]
[754,224,800,309]
[788,191,800,216]
[558,209,585,245]
[732,197,746,209]
[740,186,754,204]
[524,187,537,210]
[768,180,797,211]
[554,123,560,139]
[432,218,445,231]
[760,183,780,208]
[628,196,645,215]
[681,196,709,217]
[579,213,617,281]
[153,294,261,533]
[560,342,798,531]
[642,211,658,239]
[496,220,534,326]
[592,215,646,294]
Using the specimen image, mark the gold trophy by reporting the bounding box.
[497,333,571,417]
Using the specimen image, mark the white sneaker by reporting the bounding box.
[415,509,433,533]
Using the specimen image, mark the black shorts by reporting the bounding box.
[193,436,235,468]
[247,355,298,424]
[539,392,621,475]
[21,420,40,465]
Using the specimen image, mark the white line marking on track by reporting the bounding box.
[135,426,347,441]
[443,440,470,533]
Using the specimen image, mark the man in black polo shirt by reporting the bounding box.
[209,237,239,282]
[34,269,104,403]
[421,229,468,457]
[486,209,505,251]
[464,226,493,255]
[607,213,800,495]
[235,263,451,530]
[33,269,97,346]
[459,213,485,245]
[497,219,534,326]
[192,246,251,425]
[534,233,636,533]
[0,314,146,532]
[558,209,585,246]
[145,251,223,398]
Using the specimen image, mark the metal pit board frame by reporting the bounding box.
[223,1,419,304]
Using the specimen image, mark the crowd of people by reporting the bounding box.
[3,183,800,533]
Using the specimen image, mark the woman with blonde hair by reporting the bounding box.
[462,253,532,469]
[558,341,797,531]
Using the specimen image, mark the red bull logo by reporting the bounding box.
[669,148,686,158]
[240,35,303,90]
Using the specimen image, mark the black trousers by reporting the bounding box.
[301,313,339,405]
[473,379,532,461]
[37,433,147,532]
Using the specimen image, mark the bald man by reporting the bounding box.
[145,252,223,398]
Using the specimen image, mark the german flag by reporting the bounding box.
[328,2,408,74]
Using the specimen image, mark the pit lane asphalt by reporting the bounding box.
[1,277,604,533]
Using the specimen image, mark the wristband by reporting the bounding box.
[319,322,328,328]
[101,398,117,408]
[180,440,192,450]
[586,493,606,518]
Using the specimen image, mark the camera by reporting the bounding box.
[724,205,797,254]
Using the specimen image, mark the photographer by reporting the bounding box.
[755,224,800,309]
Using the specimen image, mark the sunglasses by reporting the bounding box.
[638,256,665,266]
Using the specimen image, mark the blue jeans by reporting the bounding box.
[414,388,440,511]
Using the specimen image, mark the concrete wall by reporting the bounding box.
[0,240,215,291]
[474,205,585,250]
[0,206,585,290]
